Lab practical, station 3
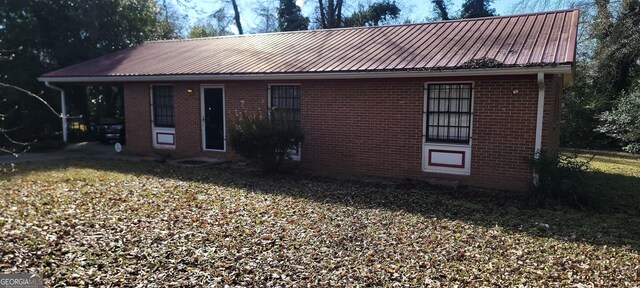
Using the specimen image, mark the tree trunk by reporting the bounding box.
[335,0,342,28]
[327,0,335,27]
[432,0,450,20]
[231,0,243,34]
[318,0,342,28]
[318,0,327,28]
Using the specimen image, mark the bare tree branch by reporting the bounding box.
[0,105,17,118]
[0,126,22,133]
[0,127,35,146]
[174,0,207,15]
[0,82,62,117]
[0,142,31,157]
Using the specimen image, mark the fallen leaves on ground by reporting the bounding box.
[0,159,639,287]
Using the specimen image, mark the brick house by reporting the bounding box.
[39,10,578,192]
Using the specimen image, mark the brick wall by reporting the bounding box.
[123,83,151,153]
[123,75,563,192]
[470,78,538,191]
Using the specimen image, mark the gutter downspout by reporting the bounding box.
[44,81,68,143]
[533,72,545,185]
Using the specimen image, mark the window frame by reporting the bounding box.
[267,83,302,160]
[150,84,175,128]
[423,82,474,146]
[268,84,301,124]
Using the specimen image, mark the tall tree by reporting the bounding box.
[432,0,450,20]
[188,8,234,37]
[230,0,244,34]
[0,0,167,143]
[157,0,189,39]
[598,83,640,153]
[255,0,279,33]
[471,0,639,151]
[562,0,640,149]
[343,1,401,27]
[509,0,597,59]
[317,0,344,28]
[278,0,309,31]
[592,0,640,99]
[460,0,496,19]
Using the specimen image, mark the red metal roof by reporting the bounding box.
[41,9,578,79]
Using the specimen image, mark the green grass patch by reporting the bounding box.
[566,149,640,214]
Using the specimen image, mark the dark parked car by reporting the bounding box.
[97,120,125,144]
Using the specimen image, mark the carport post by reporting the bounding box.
[44,81,68,143]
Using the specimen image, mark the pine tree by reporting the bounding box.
[460,0,495,19]
[432,0,450,20]
[343,1,401,27]
[277,0,309,31]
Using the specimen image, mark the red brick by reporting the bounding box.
[123,75,563,192]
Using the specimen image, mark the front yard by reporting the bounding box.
[1,152,639,286]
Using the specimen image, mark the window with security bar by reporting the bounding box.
[270,85,300,123]
[152,85,175,128]
[269,85,301,158]
[425,83,472,144]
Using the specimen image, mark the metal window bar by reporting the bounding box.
[269,85,301,155]
[424,83,472,144]
[270,85,301,124]
[153,86,175,128]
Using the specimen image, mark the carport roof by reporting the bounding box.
[40,9,578,82]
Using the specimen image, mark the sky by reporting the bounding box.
[171,0,554,34]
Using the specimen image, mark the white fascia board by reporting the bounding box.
[38,66,573,83]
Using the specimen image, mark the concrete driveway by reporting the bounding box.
[0,142,120,164]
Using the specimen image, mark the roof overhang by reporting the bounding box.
[38,65,573,83]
